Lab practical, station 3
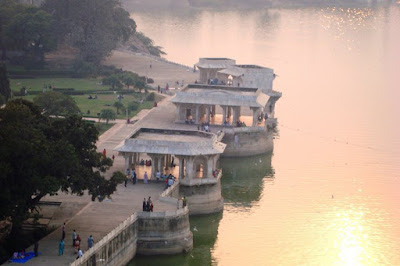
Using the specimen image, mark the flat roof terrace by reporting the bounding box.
[116,128,226,156]
[171,84,269,108]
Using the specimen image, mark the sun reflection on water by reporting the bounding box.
[332,209,375,266]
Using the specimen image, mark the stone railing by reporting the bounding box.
[159,180,180,206]
[71,180,193,266]
[179,170,222,186]
[71,213,139,266]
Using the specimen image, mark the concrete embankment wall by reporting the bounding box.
[179,174,224,215]
[136,209,193,255]
[71,183,192,266]
[222,127,274,157]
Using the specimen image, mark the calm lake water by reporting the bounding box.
[128,4,400,265]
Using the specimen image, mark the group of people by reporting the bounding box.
[139,159,152,166]
[125,168,137,186]
[142,197,154,212]
[236,120,247,127]
[165,174,176,189]
[56,223,94,260]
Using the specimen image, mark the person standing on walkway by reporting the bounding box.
[34,241,39,257]
[58,239,65,255]
[144,171,148,183]
[87,235,94,249]
[72,229,77,246]
[102,149,106,158]
[131,169,136,184]
[61,222,66,240]
[142,198,146,211]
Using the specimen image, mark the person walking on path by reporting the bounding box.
[72,230,77,247]
[131,169,136,184]
[87,235,94,249]
[58,239,65,256]
[61,222,66,240]
[144,171,148,184]
[112,154,115,161]
[102,149,106,158]
[34,241,39,257]
[142,198,146,211]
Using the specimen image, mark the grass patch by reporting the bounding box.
[10,78,106,92]
[14,92,163,120]
[75,93,159,119]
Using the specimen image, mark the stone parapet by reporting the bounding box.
[71,204,193,266]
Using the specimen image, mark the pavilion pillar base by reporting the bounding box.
[179,179,223,215]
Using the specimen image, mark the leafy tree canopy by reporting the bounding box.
[99,109,116,124]
[42,0,137,64]
[0,1,55,65]
[33,91,80,117]
[0,99,125,227]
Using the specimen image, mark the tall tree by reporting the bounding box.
[0,99,125,227]
[33,91,80,116]
[42,0,136,64]
[3,5,55,65]
[0,63,11,102]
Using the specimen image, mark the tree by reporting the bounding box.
[113,101,125,115]
[33,91,80,116]
[0,63,11,102]
[42,0,137,64]
[102,75,123,90]
[3,5,55,66]
[0,99,125,227]
[99,109,116,124]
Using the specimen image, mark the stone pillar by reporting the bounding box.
[124,155,129,172]
[211,105,216,117]
[195,105,200,124]
[206,106,210,123]
[179,157,184,179]
[176,104,182,122]
[167,154,171,170]
[158,156,162,174]
[232,107,238,126]
[252,108,258,127]
[128,155,133,169]
[227,106,231,118]
[207,156,214,178]
[185,157,194,179]
[221,106,226,125]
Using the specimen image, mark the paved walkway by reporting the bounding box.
[4,51,199,266]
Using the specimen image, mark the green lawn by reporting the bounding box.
[75,93,158,119]
[14,91,162,120]
[10,77,106,92]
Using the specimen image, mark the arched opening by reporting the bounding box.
[193,156,208,179]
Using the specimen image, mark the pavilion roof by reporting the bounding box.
[115,128,226,156]
[170,85,270,108]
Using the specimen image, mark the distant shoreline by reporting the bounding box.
[122,0,394,11]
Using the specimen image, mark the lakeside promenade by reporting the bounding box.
[4,51,198,265]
